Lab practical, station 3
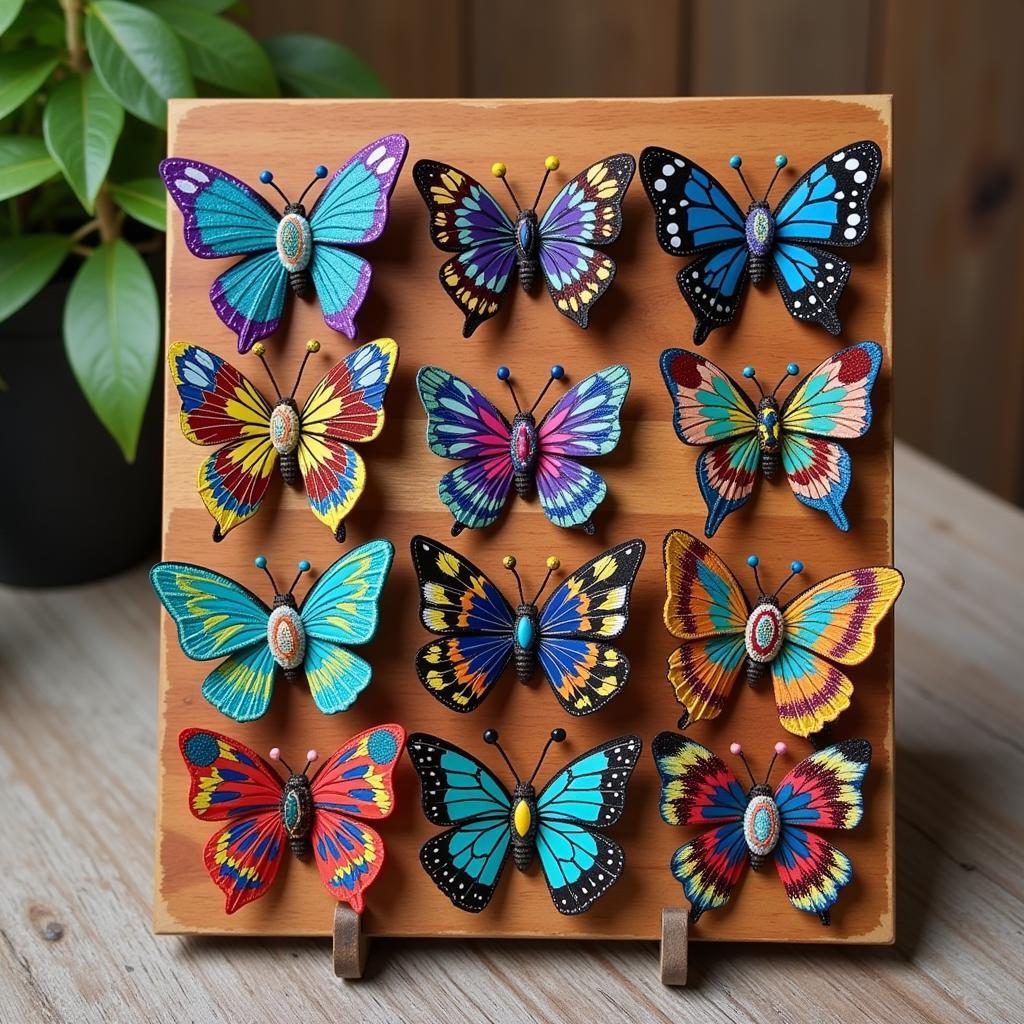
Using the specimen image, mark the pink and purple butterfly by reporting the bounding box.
[413,154,635,337]
[160,134,408,352]
[416,362,630,536]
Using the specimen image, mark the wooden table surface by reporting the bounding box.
[1,444,1020,1023]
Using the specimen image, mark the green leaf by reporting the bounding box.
[0,233,70,321]
[262,34,386,98]
[0,0,25,36]
[64,240,159,461]
[42,71,124,212]
[0,136,58,200]
[170,0,236,10]
[139,0,277,97]
[85,0,194,128]
[110,176,165,230]
[0,49,60,121]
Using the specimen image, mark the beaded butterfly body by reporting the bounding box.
[152,546,393,721]
[416,363,630,535]
[179,724,404,914]
[413,154,635,336]
[408,729,642,914]
[169,337,397,542]
[660,342,882,535]
[160,134,407,352]
[663,529,903,738]
[652,732,871,924]
[411,535,645,716]
[640,141,881,343]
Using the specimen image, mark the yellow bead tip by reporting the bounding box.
[546,556,560,570]
[306,339,320,353]
[544,156,560,171]
[491,162,507,178]
[502,555,517,569]
[252,342,266,356]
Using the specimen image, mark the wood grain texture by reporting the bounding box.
[154,97,893,942]
[1,446,1020,1023]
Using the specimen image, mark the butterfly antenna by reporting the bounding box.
[483,729,521,783]
[290,339,320,399]
[287,559,311,597]
[531,557,561,605]
[258,169,291,206]
[762,154,788,202]
[746,554,765,595]
[496,366,522,413]
[741,365,765,398]
[491,162,523,212]
[300,748,319,776]
[502,555,526,604]
[771,362,800,398]
[531,155,560,210]
[254,555,280,594]
[528,728,567,785]
[297,164,329,206]
[728,155,757,204]
[763,742,787,785]
[528,365,565,415]
[729,742,758,787]
[773,560,804,599]
[252,343,282,400]
[268,746,294,775]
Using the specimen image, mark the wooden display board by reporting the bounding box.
[154,96,894,943]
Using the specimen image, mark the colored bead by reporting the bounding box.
[546,556,560,570]
[253,342,266,356]
[550,364,564,379]
[775,154,788,168]
[496,366,510,380]
[259,170,273,183]
[774,741,788,754]
[491,162,507,178]
[315,165,328,178]
[306,749,318,762]
[306,339,320,353]
[787,362,799,375]
[747,555,759,567]
[255,555,267,568]
[743,365,755,378]
[502,555,517,569]
[730,742,742,755]
[483,728,499,744]
[729,155,742,169]
[269,746,281,760]
[545,155,560,171]
[551,728,566,742]
[790,560,804,573]
[298,560,310,572]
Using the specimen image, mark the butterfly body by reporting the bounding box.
[742,785,781,870]
[266,594,306,679]
[513,601,540,681]
[281,769,315,855]
[755,395,782,477]
[275,206,314,294]
[509,781,539,870]
[514,208,540,290]
[510,411,540,496]
[744,201,774,282]
[743,595,785,684]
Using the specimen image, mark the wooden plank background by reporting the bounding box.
[155,97,893,943]
[245,0,1024,506]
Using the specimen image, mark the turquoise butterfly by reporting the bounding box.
[151,542,393,722]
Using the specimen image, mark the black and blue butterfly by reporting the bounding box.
[640,141,882,344]
[408,729,642,914]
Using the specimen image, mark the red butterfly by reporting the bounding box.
[179,724,404,914]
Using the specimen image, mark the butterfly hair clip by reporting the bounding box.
[413,153,635,336]
[663,529,903,739]
[411,535,645,716]
[170,336,397,542]
[652,730,871,925]
[152,543,393,721]
[660,342,882,535]
[416,362,629,536]
[180,724,404,914]
[640,141,881,343]
[408,728,641,914]
[160,134,407,351]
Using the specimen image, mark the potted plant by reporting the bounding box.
[0,0,384,585]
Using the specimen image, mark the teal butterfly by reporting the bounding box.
[407,729,642,914]
[151,542,393,722]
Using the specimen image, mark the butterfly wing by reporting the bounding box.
[308,724,405,911]
[535,154,635,328]
[667,634,749,724]
[535,735,641,914]
[298,338,398,539]
[640,148,749,344]
[179,728,285,913]
[210,249,289,354]
[775,739,871,831]
[407,733,513,912]
[415,366,514,531]
[411,536,516,712]
[413,160,517,337]
[168,343,277,539]
[671,823,749,923]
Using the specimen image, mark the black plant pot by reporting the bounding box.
[0,268,162,587]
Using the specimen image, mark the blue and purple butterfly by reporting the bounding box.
[413,154,635,337]
[640,141,881,344]
[160,134,408,352]
[652,731,871,925]
[416,363,630,536]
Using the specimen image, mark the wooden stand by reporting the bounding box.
[332,904,368,980]
[660,908,689,986]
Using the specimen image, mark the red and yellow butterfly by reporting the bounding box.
[179,724,404,914]
[663,528,903,738]
[169,337,397,542]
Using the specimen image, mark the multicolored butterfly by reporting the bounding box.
[160,135,407,352]
[180,724,404,914]
[662,529,903,738]
[652,731,871,925]
[640,141,882,344]
[660,342,882,535]
[413,154,635,336]
[152,545,393,722]
[416,363,630,536]
[169,336,397,542]
[411,535,645,716]
[408,728,641,914]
